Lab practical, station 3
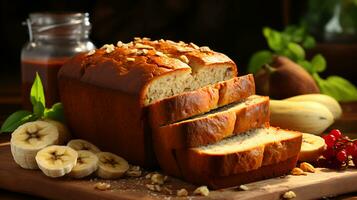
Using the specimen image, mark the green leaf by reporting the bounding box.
[0,110,36,133]
[30,73,46,115]
[44,103,65,122]
[247,50,273,74]
[287,42,305,60]
[263,27,284,51]
[302,36,316,49]
[313,73,357,102]
[311,54,326,73]
[297,60,314,74]
[33,101,45,118]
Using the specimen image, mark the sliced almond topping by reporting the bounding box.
[127,42,134,47]
[129,49,138,54]
[291,167,307,176]
[199,46,211,52]
[126,57,135,62]
[155,51,165,57]
[134,37,142,42]
[177,188,188,197]
[142,37,151,41]
[100,44,115,53]
[178,41,186,45]
[300,162,315,173]
[86,49,96,56]
[166,40,176,45]
[117,41,123,47]
[137,49,148,56]
[159,39,165,43]
[179,55,189,64]
[193,186,209,196]
[282,191,296,199]
[190,42,200,49]
[135,43,154,49]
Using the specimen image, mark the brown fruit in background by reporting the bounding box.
[255,56,320,99]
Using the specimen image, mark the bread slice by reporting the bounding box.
[153,95,270,176]
[175,127,302,189]
[148,74,255,126]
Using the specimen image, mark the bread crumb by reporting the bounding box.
[239,185,249,191]
[282,191,296,199]
[94,182,111,191]
[177,188,188,196]
[300,162,315,173]
[151,173,167,185]
[291,167,307,176]
[146,184,156,191]
[145,173,152,179]
[126,165,142,177]
[193,186,209,196]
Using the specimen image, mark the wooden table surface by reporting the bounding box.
[1,82,357,199]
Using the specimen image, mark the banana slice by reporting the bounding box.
[36,145,78,178]
[10,121,59,169]
[299,133,326,162]
[67,139,100,153]
[96,152,129,179]
[43,119,71,144]
[69,150,98,178]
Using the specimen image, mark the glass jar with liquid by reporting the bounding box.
[21,12,95,109]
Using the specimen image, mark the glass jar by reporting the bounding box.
[21,12,95,110]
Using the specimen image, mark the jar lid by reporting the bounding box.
[25,12,91,40]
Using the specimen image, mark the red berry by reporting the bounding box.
[336,150,347,162]
[323,148,335,159]
[323,134,336,147]
[346,143,357,157]
[330,129,342,139]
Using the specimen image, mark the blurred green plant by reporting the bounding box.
[248,25,357,102]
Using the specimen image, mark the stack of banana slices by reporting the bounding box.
[10,120,129,179]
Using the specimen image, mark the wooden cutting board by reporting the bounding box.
[1,142,357,200]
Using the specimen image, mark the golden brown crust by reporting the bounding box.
[195,156,299,189]
[173,130,302,189]
[155,96,270,149]
[59,38,237,102]
[58,77,156,167]
[147,74,255,126]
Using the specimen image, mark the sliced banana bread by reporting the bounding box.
[58,38,237,166]
[175,127,302,189]
[153,95,270,176]
[148,74,255,126]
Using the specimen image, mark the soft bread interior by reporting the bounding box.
[167,95,265,125]
[195,127,298,154]
[145,65,234,105]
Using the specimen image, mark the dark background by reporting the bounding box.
[0,0,356,96]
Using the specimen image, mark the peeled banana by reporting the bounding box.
[43,119,71,144]
[270,100,334,135]
[96,152,129,179]
[10,121,59,169]
[69,150,98,179]
[299,133,326,162]
[67,139,100,153]
[285,94,342,120]
[35,145,78,178]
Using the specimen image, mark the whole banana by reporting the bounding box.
[270,100,334,135]
[284,94,342,120]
